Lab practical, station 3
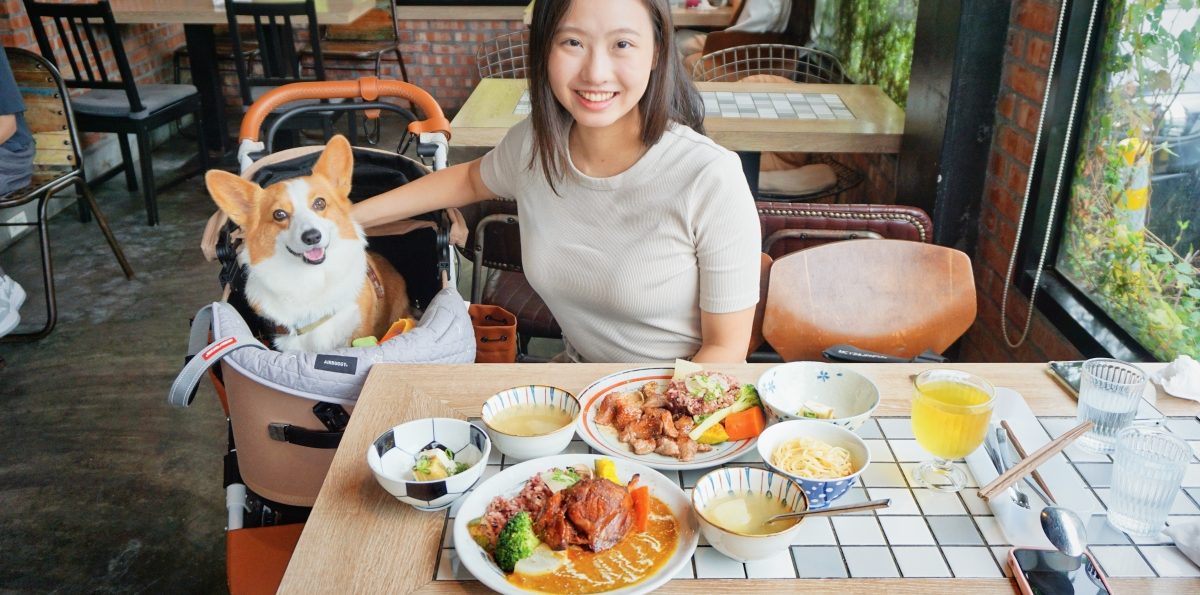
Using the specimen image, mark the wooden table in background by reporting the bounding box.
[451,78,905,154]
[523,0,742,28]
[109,0,375,153]
[278,362,1197,593]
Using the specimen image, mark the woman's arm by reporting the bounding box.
[0,114,16,145]
[692,306,756,364]
[352,157,497,231]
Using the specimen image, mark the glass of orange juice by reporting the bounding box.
[911,369,995,492]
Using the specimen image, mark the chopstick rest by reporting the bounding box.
[978,421,1093,501]
[1001,420,1056,503]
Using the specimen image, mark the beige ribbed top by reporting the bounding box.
[480,119,761,363]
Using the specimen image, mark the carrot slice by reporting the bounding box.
[630,486,650,532]
[723,407,766,440]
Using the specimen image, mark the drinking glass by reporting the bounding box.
[1075,358,1147,453]
[911,369,995,492]
[1107,426,1189,536]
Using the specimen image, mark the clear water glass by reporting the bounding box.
[1107,426,1189,536]
[1075,358,1146,453]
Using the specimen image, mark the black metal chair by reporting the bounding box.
[224,0,353,148]
[475,30,529,79]
[23,0,209,226]
[0,47,134,342]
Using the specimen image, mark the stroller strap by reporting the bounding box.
[169,303,269,408]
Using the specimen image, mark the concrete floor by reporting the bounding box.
[0,126,545,592]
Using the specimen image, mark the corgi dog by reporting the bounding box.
[205,135,410,352]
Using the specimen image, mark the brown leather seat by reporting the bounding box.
[762,239,976,362]
[757,202,933,258]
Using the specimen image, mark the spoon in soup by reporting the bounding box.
[765,498,891,525]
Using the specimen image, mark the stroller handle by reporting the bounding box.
[239,78,452,142]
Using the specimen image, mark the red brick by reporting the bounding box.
[999,127,1035,166]
[1026,35,1053,70]
[1008,30,1025,62]
[1008,63,1047,101]
[1016,0,1060,37]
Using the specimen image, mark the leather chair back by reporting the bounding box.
[762,239,976,361]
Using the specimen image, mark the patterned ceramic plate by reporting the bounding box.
[575,367,760,471]
[452,454,698,595]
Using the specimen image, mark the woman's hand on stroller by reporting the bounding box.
[360,207,467,250]
[447,207,468,249]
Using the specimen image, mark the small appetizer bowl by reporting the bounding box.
[756,420,871,509]
[367,417,491,511]
[756,362,880,430]
[691,466,809,562]
[481,385,581,461]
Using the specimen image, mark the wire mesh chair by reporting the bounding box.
[475,30,529,79]
[692,44,850,83]
[693,45,862,203]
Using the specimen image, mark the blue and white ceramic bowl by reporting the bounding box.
[755,420,870,509]
[481,385,580,460]
[691,466,809,562]
[757,362,880,430]
[366,418,491,511]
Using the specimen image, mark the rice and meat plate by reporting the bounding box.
[664,372,739,417]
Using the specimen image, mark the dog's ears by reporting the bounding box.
[312,134,354,197]
[206,170,262,229]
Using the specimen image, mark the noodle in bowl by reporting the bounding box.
[755,420,870,509]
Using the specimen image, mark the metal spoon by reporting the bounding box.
[765,498,891,524]
[1040,505,1089,558]
[995,428,1089,558]
[990,428,1032,509]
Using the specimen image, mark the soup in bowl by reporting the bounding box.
[691,466,809,562]
[482,385,581,460]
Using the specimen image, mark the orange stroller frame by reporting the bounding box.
[169,78,473,594]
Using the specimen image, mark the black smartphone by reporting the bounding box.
[1009,548,1112,595]
[1048,360,1085,397]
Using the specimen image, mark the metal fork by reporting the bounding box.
[984,429,1031,509]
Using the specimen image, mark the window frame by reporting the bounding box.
[1015,0,1157,362]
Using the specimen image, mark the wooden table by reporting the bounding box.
[522,0,742,29]
[109,0,375,152]
[452,79,904,154]
[279,362,1198,593]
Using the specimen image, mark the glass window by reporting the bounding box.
[1055,1,1199,360]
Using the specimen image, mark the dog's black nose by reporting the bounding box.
[301,229,322,246]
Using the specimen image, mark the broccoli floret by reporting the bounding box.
[494,512,539,572]
[738,383,761,407]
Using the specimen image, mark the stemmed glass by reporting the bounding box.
[910,369,996,492]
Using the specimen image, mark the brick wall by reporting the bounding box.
[957,0,1084,363]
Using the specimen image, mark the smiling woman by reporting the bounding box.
[354,0,761,364]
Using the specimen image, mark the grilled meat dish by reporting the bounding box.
[595,383,712,461]
[534,478,633,552]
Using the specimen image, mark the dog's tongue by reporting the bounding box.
[304,247,325,262]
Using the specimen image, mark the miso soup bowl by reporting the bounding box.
[756,420,871,509]
[367,417,490,511]
[691,466,809,562]
[481,385,581,461]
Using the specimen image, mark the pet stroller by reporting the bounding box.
[167,79,475,593]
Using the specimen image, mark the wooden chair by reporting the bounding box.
[694,44,862,203]
[224,0,353,148]
[459,199,561,359]
[761,239,977,362]
[304,0,408,83]
[23,0,209,226]
[756,201,933,259]
[475,30,530,79]
[0,47,134,342]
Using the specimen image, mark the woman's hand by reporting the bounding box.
[691,306,756,364]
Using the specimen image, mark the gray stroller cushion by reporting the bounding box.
[169,287,475,408]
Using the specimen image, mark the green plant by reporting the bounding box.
[811,0,917,107]
[1056,0,1200,359]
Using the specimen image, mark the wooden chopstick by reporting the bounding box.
[1001,420,1055,503]
[978,421,1093,501]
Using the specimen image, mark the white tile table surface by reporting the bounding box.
[431,415,1200,582]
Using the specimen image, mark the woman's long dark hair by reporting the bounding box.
[527,0,705,194]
